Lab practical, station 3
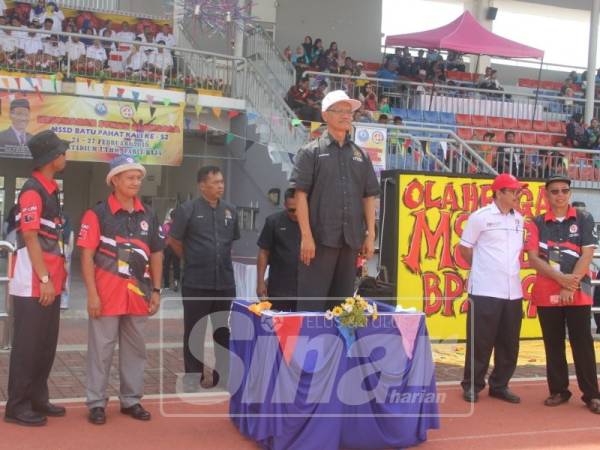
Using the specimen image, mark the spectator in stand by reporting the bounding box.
[147,41,173,78]
[38,2,64,33]
[560,78,576,110]
[283,46,292,61]
[117,21,136,42]
[354,61,367,78]
[0,28,19,64]
[86,38,107,72]
[311,38,324,66]
[155,24,175,47]
[340,56,354,74]
[414,49,427,72]
[29,0,47,24]
[429,60,446,83]
[139,26,156,54]
[378,114,389,124]
[496,131,525,177]
[0,1,5,17]
[327,41,339,59]
[353,106,373,123]
[361,83,378,111]
[375,59,399,85]
[340,67,355,97]
[66,34,86,71]
[98,20,116,38]
[426,49,442,63]
[126,38,149,77]
[567,70,580,85]
[101,29,116,62]
[478,132,496,166]
[42,34,65,70]
[308,80,328,110]
[286,76,319,121]
[585,118,600,149]
[566,113,587,148]
[324,49,338,73]
[81,27,95,47]
[301,36,313,63]
[291,46,310,83]
[538,146,567,178]
[447,51,465,72]
[23,28,44,67]
[378,96,391,114]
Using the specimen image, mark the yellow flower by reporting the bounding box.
[345,297,356,306]
[332,306,343,316]
[372,312,379,320]
[359,299,368,310]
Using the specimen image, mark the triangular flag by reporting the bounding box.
[310,121,321,132]
[227,110,240,119]
[392,315,422,359]
[14,78,21,90]
[291,118,302,127]
[24,77,34,89]
[244,139,253,152]
[247,111,258,125]
[163,97,171,106]
[225,132,234,144]
[146,94,154,105]
[103,84,111,98]
[195,103,203,117]
[2,78,9,90]
[117,87,125,98]
[149,106,156,118]
[272,316,303,365]
[34,86,43,102]
[86,78,92,88]
[133,100,140,111]
[212,107,221,118]
[132,90,140,101]
[49,74,57,93]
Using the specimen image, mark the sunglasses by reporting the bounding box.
[548,188,570,195]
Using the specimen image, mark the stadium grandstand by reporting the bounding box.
[2,0,600,449]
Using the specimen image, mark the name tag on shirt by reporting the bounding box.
[318,153,330,158]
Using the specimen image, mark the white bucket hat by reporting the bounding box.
[105,154,146,186]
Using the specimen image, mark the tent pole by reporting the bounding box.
[475,54,480,74]
[531,57,544,124]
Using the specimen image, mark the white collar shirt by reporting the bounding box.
[86,45,107,62]
[66,40,86,60]
[43,41,65,57]
[155,32,175,47]
[127,51,147,71]
[23,36,43,55]
[149,51,173,70]
[459,201,525,300]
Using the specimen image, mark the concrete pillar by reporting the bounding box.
[232,0,246,58]
[585,0,600,124]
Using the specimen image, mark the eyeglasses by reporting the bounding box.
[287,208,296,213]
[327,109,353,115]
[548,188,570,195]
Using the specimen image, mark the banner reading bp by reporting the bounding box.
[354,125,387,176]
[396,173,547,340]
[0,95,183,165]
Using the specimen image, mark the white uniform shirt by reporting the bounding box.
[460,202,525,300]
[86,45,107,62]
[155,32,175,47]
[66,40,86,61]
[43,41,65,57]
[148,51,173,71]
[23,35,43,55]
[127,50,147,71]
[1,34,18,53]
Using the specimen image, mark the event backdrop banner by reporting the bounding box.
[354,125,387,176]
[0,95,184,166]
[396,173,547,340]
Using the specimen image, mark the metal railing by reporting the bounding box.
[0,25,245,94]
[303,71,600,122]
[244,58,308,151]
[0,241,14,350]
[19,0,168,20]
[244,27,296,97]
[364,123,496,175]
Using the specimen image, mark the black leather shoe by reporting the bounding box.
[120,404,151,421]
[4,411,47,427]
[544,392,571,406]
[463,389,478,403]
[490,388,520,404]
[33,402,66,417]
[88,407,106,425]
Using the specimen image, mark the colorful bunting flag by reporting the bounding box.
[195,103,203,117]
[2,78,9,90]
[117,87,125,98]
[227,110,240,119]
[198,123,208,133]
[86,78,92,89]
[310,121,322,132]
[49,74,57,93]
[163,97,171,106]
[103,84,111,98]
[34,86,43,102]
[212,107,222,118]
[149,106,157,118]
[24,77,34,89]
[291,118,302,127]
[146,94,154,105]
[225,132,235,144]
[132,91,140,101]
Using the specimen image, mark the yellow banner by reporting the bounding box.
[396,173,548,340]
[0,95,183,165]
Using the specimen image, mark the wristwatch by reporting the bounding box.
[152,288,161,294]
[40,274,50,284]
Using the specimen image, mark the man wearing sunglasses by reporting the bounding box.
[290,90,379,311]
[459,173,527,404]
[256,188,300,311]
[526,175,600,414]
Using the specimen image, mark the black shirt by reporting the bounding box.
[169,197,240,290]
[290,130,379,250]
[257,211,300,297]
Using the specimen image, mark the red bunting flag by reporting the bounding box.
[197,123,208,133]
[117,87,125,98]
[227,110,240,119]
[14,78,21,90]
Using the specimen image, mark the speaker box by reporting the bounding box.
[486,7,498,20]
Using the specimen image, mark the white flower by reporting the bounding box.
[343,303,353,313]
[324,310,334,320]
[367,304,374,314]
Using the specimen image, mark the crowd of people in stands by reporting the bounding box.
[0,0,225,89]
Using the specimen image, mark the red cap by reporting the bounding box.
[491,173,528,192]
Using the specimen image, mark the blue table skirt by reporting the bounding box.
[229,300,440,450]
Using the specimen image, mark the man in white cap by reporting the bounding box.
[290,90,379,311]
[77,154,163,425]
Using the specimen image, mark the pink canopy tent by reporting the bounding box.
[384,11,544,59]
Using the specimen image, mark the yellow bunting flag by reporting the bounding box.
[195,103,203,117]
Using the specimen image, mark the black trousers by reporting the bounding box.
[461,296,523,393]
[181,287,234,388]
[537,305,599,403]
[297,244,359,312]
[6,296,60,416]
[163,247,181,287]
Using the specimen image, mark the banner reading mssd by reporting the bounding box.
[0,95,183,165]
[396,173,547,340]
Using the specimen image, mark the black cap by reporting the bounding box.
[545,175,571,188]
[28,130,70,169]
[10,98,30,111]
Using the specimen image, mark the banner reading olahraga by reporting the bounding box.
[396,173,547,340]
[0,95,184,166]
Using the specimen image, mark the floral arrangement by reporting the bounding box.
[249,300,272,316]
[325,295,378,328]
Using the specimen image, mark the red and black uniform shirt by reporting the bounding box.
[77,194,164,316]
[525,206,598,306]
[9,171,66,298]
